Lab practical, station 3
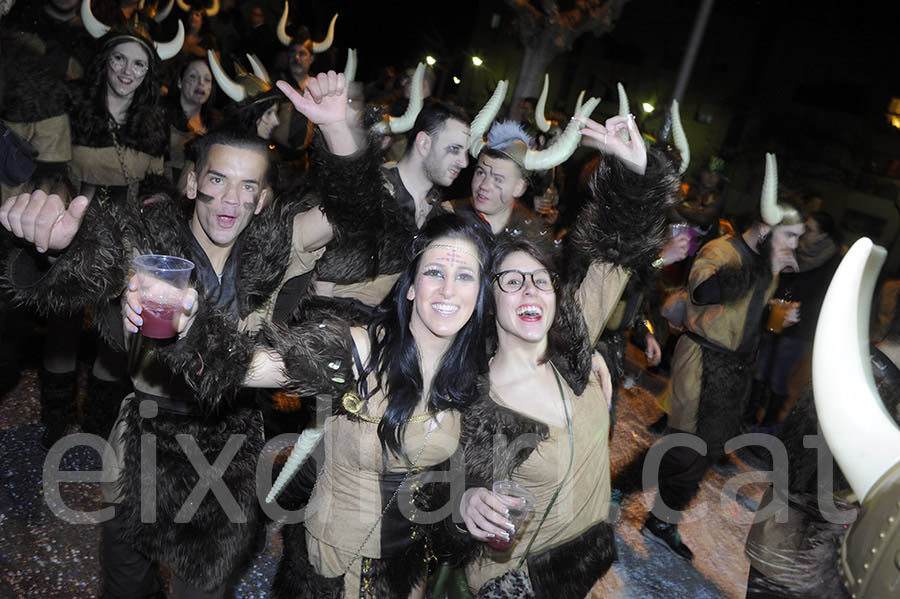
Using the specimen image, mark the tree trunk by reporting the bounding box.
[511,34,557,116]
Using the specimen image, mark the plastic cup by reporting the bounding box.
[487,480,537,552]
[133,254,195,339]
[766,299,799,334]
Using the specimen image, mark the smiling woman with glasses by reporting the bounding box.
[493,268,558,293]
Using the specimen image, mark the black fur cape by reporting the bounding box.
[67,81,168,158]
[428,367,617,599]
[566,148,680,288]
[0,33,71,124]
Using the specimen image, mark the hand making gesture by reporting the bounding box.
[578,114,647,175]
[276,70,357,156]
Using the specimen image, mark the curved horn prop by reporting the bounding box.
[154,20,184,61]
[343,48,357,83]
[246,53,270,84]
[276,1,292,46]
[524,96,599,171]
[175,0,189,12]
[82,0,111,39]
[469,80,509,158]
[617,82,630,117]
[388,62,425,133]
[204,0,218,17]
[312,13,338,53]
[207,49,246,102]
[265,426,325,503]
[535,74,551,133]
[574,90,585,116]
[670,100,690,175]
[760,153,783,226]
[813,237,899,503]
[153,0,174,22]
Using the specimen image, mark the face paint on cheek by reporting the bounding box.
[241,200,257,213]
[195,190,215,203]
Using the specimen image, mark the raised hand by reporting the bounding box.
[276,71,347,128]
[276,71,357,156]
[578,114,647,175]
[0,191,90,253]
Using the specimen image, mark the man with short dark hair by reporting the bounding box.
[0,72,379,598]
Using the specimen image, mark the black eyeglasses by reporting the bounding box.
[493,269,558,293]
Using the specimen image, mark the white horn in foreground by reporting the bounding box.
[343,48,357,83]
[523,96,600,171]
[265,426,325,503]
[759,153,783,226]
[312,13,337,53]
[813,237,899,503]
[535,74,551,133]
[388,62,425,134]
[617,82,630,117]
[208,49,246,102]
[153,0,174,22]
[246,53,271,84]
[81,0,111,39]
[154,20,184,61]
[671,100,690,175]
[469,79,509,158]
[573,90,585,116]
[276,1,292,46]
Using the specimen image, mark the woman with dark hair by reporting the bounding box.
[446,114,678,598]
[165,55,218,181]
[35,2,183,452]
[244,213,495,598]
[223,90,280,140]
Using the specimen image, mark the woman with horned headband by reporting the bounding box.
[164,54,218,182]
[438,112,681,599]
[241,213,495,599]
[30,0,184,452]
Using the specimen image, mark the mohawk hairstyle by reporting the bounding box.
[486,120,534,151]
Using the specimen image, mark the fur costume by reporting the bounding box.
[566,148,679,288]
[1,140,381,590]
[669,233,774,449]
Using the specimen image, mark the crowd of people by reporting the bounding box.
[1,1,899,598]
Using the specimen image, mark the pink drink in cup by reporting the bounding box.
[133,255,195,339]
[487,480,536,552]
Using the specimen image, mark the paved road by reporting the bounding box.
[0,344,765,598]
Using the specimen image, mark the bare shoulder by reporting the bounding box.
[349,326,371,367]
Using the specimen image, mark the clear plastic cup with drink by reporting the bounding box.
[766,298,800,334]
[487,480,537,552]
[132,254,195,339]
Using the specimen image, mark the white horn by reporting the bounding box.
[154,20,184,61]
[81,0,111,39]
[469,79,509,158]
[573,90,585,116]
[343,48,357,83]
[813,237,899,503]
[617,82,630,117]
[176,0,190,12]
[535,74,551,133]
[207,49,246,102]
[276,1,292,46]
[759,153,783,226]
[671,100,690,175]
[204,0,218,17]
[265,426,325,503]
[246,53,270,84]
[524,96,600,171]
[312,13,337,53]
[153,0,174,22]
[388,62,425,134]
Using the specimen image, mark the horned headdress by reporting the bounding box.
[82,0,184,61]
[277,1,336,53]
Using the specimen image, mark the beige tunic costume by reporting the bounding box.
[466,373,610,593]
[305,378,461,599]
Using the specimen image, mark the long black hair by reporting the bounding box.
[222,92,280,139]
[75,32,167,156]
[167,56,217,131]
[367,214,494,457]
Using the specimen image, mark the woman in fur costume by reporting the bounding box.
[245,214,495,599]
[442,113,678,599]
[35,0,184,450]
